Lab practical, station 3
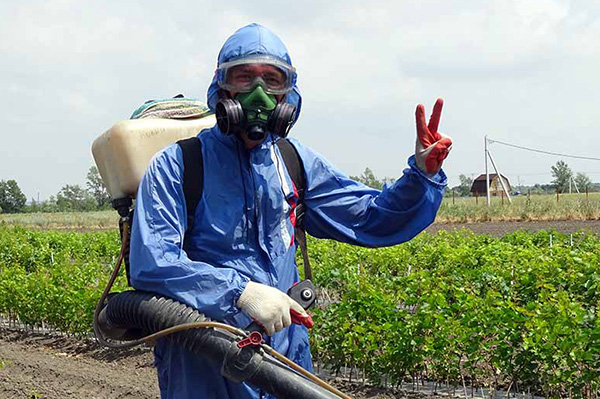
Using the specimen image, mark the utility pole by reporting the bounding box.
[487,150,512,203]
[571,176,580,194]
[485,136,490,206]
[485,137,511,204]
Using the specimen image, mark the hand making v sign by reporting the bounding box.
[415,98,453,175]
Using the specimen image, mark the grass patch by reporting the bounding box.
[0,193,599,229]
[0,210,118,230]
[437,192,600,223]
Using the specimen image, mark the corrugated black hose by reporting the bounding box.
[100,290,346,399]
[94,218,350,399]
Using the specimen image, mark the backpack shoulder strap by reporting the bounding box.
[177,137,204,234]
[275,138,313,281]
[275,138,305,204]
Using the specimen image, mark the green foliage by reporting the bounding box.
[15,166,111,214]
[23,195,61,213]
[0,226,125,336]
[86,166,111,209]
[0,179,27,213]
[551,161,573,193]
[451,174,473,196]
[309,230,600,396]
[2,226,600,396]
[29,390,44,399]
[575,172,592,191]
[56,184,97,212]
[350,167,393,190]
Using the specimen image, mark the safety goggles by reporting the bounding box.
[217,55,296,95]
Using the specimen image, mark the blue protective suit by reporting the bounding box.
[129,23,447,399]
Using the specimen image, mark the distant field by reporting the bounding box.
[0,210,119,229]
[0,192,599,229]
[438,192,600,223]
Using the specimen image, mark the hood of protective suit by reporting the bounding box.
[207,23,302,126]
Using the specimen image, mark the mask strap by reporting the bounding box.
[217,89,231,100]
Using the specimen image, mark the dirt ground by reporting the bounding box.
[0,330,157,399]
[0,330,433,399]
[1,220,598,399]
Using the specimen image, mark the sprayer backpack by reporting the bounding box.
[120,96,309,286]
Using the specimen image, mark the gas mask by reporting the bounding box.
[215,83,296,140]
[214,55,298,140]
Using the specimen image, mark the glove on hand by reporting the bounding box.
[415,98,452,175]
[237,281,313,336]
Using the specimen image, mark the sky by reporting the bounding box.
[1,0,600,201]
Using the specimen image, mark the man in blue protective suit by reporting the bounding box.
[129,23,452,399]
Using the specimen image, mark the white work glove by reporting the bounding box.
[415,98,452,175]
[237,281,312,336]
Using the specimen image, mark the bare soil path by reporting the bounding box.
[0,330,158,399]
[0,329,437,399]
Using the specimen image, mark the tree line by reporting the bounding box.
[0,166,110,214]
[2,161,597,213]
[4,165,390,214]
[350,161,597,197]
[451,160,597,197]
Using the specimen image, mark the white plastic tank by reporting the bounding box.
[92,116,216,200]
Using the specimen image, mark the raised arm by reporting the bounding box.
[290,139,447,247]
[290,98,451,247]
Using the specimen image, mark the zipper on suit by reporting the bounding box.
[247,151,276,288]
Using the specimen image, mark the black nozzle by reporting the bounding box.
[111,197,133,217]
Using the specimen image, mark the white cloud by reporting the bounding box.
[1,0,600,199]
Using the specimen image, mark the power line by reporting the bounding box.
[487,138,600,161]
[450,171,600,177]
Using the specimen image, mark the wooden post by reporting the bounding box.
[557,188,560,203]
[586,187,589,202]
[501,190,504,205]
[452,189,455,205]
[475,192,479,204]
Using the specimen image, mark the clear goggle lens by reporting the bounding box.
[217,56,295,95]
